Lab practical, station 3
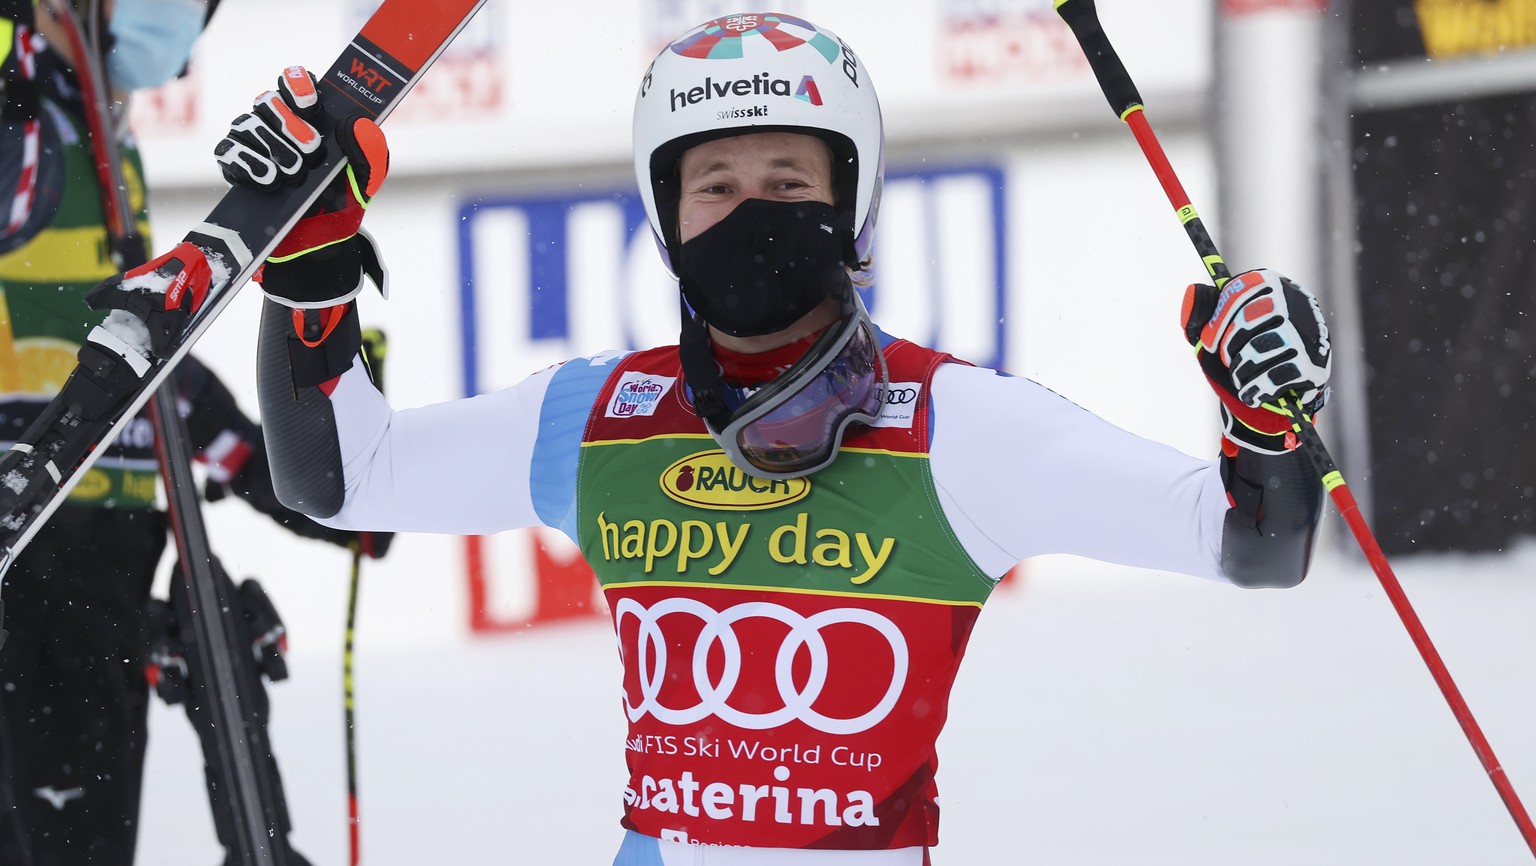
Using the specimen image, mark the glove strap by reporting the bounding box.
[260,227,388,310]
[287,302,363,390]
[268,166,369,261]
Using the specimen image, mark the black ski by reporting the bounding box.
[35,1,310,861]
[151,391,300,866]
[0,0,486,579]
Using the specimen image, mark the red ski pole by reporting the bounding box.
[1054,0,1536,857]
[344,541,363,866]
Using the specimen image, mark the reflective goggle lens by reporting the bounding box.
[726,316,884,477]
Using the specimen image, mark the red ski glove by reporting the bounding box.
[1182,268,1332,455]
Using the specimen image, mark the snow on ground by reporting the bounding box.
[136,540,1536,865]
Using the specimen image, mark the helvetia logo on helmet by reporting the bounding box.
[709,75,820,119]
[669,74,795,112]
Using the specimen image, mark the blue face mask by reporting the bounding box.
[107,0,207,91]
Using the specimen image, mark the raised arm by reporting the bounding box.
[216,67,569,536]
[933,269,1329,589]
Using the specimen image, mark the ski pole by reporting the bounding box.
[1053,0,1536,857]
[344,541,363,866]
[345,328,386,865]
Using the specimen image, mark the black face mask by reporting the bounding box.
[675,198,850,338]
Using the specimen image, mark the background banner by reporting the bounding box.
[1351,1,1536,553]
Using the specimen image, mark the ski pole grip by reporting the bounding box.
[1054,0,1144,117]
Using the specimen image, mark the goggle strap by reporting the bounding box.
[678,306,733,429]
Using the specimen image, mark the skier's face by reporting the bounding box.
[676,132,835,244]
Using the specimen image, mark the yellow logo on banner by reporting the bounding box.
[69,469,113,501]
[1415,0,1536,58]
[660,451,810,511]
[14,337,80,395]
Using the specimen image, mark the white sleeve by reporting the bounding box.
[929,363,1229,582]
[316,358,558,535]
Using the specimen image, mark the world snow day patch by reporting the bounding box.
[606,372,677,418]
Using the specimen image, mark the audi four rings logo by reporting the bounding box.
[615,598,909,736]
[884,387,917,405]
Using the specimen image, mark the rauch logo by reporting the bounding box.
[660,451,810,511]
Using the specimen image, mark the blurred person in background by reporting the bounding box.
[0,1,384,863]
[203,12,1331,865]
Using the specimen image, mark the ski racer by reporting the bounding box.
[213,13,1331,864]
[0,2,384,863]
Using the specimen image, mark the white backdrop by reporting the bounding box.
[134,0,1211,186]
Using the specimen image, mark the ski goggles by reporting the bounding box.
[709,296,889,479]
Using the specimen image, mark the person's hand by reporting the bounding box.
[214,65,329,190]
[1181,268,1331,454]
[84,241,214,357]
[214,66,390,329]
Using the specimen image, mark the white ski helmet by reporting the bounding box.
[633,13,885,275]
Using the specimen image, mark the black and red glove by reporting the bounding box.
[1182,268,1332,455]
[214,65,390,344]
